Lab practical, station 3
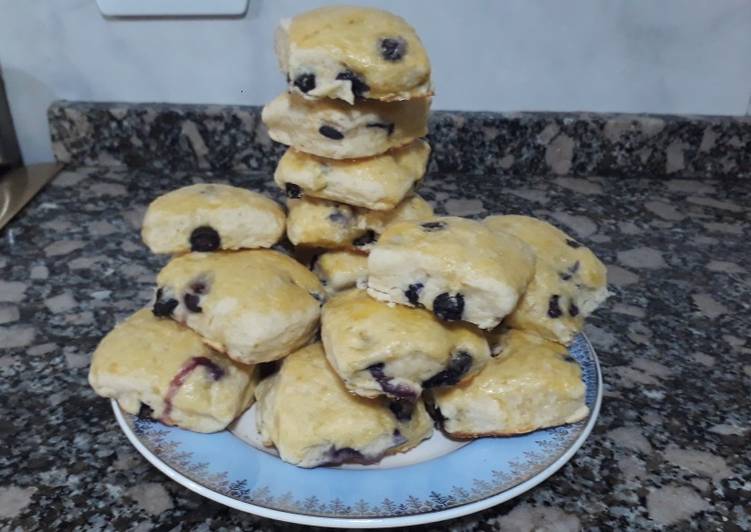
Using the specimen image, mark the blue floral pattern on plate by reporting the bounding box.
[114,333,601,527]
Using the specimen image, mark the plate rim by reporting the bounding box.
[112,335,603,529]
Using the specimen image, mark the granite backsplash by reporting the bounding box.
[48,101,751,179]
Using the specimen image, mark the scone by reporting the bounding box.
[286,194,433,250]
[367,217,536,329]
[89,308,258,433]
[254,343,433,468]
[484,215,609,344]
[275,139,430,211]
[321,289,491,400]
[276,6,431,103]
[262,92,430,159]
[427,329,589,437]
[312,250,368,294]
[142,184,285,254]
[153,250,325,364]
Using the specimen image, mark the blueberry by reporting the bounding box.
[366,122,395,136]
[192,356,225,380]
[137,402,154,420]
[564,355,576,363]
[432,292,464,321]
[566,239,581,249]
[368,362,385,378]
[319,125,344,140]
[404,282,423,306]
[569,302,580,317]
[352,230,377,248]
[421,221,446,232]
[425,401,447,426]
[309,253,320,270]
[422,351,473,388]
[368,363,417,399]
[548,294,563,318]
[153,288,178,317]
[256,360,280,379]
[560,260,580,281]
[380,37,407,61]
[328,209,350,224]
[325,446,365,465]
[190,280,207,295]
[293,73,316,93]
[310,291,325,305]
[285,183,303,199]
[190,226,221,252]
[184,293,202,313]
[335,70,370,99]
[389,400,415,422]
[392,429,407,446]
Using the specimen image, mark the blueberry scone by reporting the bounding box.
[321,290,490,400]
[254,343,433,468]
[484,215,609,345]
[427,329,589,437]
[154,250,325,364]
[141,184,286,254]
[367,217,536,330]
[275,139,430,211]
[275,6,431,104]
[286,194,433,250]
[312,250,369,294]
[262,92,430,159]
[89,309,258,433]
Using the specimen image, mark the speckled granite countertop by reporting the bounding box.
[1,165,749,530]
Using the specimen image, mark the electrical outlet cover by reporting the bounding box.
[96,0,248,17]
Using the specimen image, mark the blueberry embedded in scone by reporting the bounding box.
[275,6,432,104]
[141,183,286,254]
[88,308,258,433]
[321,289,491,400]
[254,343,433,468]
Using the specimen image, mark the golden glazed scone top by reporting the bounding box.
[254,343,433,467]
[275,139,430,210]
[262,92,430,159]
[88,308,257,433]
[286,194,433,249]
[484,215,607,290]
[141,184,286,254]
[430,329,589,437]
[321,289,491,399]
[155,250,324,364]
[278,6,431,102]
[373,217,536,290]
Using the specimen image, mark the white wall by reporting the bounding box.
[2,0,750,164]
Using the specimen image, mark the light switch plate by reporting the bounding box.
[96,0,248,17]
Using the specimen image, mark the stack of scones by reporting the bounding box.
[88,6,609,469]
